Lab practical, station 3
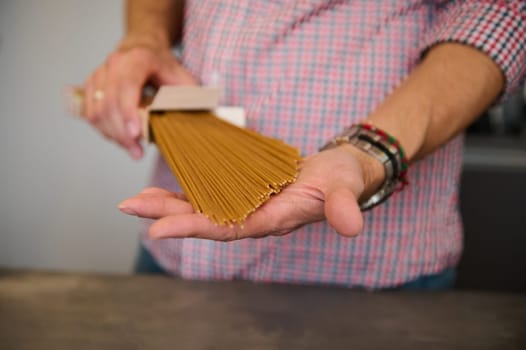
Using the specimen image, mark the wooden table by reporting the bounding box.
[0,270,525,349]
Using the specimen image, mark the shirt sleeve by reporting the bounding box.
[422,0,526,96]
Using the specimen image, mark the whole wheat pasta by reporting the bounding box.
[149,111,300,225]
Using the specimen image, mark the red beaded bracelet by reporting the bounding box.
[359,123,409,189]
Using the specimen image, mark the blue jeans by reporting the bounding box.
[396,267,456,291]
[134,244,456,290]
[134,244,166,275]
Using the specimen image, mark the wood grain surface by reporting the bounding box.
[0,270,525,350]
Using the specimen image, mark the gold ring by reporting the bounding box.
[93,89,105,101]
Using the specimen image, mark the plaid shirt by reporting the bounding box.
[142,0,526,289]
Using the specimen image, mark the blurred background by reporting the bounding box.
[1,0,525,289]
[0,0,156,273]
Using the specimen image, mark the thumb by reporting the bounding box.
[155,60,197,86]
[324,186,363,237]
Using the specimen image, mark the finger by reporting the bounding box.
[99,51,147,158]
[149,199,297,241]
[83,68,102,123]
[118,193,194,219]
[84,66,124,146]
[105,67,145,159]
[139,187,188,199]
[103,82,125,138]
[92,115,114,140]
[324,187,363,237]
[89,68,108,124]
[107,100,144,160]
[149,213,237,241]
[118,79,143,140]
[117,77,148,159]
[140,187,173,195]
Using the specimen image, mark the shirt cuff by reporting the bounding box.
[422,1,526,96]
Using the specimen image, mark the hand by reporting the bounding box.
[83,38,197,159]
[118,145,384,241]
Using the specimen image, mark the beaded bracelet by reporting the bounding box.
[359,123,409,188]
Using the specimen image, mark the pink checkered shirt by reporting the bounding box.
[142,0,526,289]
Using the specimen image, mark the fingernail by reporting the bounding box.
[126,121,140,138]
[128,146,142,160]
[118,202,137,216]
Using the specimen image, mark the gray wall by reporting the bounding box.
[0,0,156,273]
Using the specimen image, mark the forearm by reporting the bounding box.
[122,0,185,49]
[368,43,504,162]
[352,43,505,195]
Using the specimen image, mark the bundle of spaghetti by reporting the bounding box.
[150,111,301,225]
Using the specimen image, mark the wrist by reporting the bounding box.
[118,31,172,52]
[337,143,385,202]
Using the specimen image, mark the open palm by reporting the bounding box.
[119,145,367,241]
